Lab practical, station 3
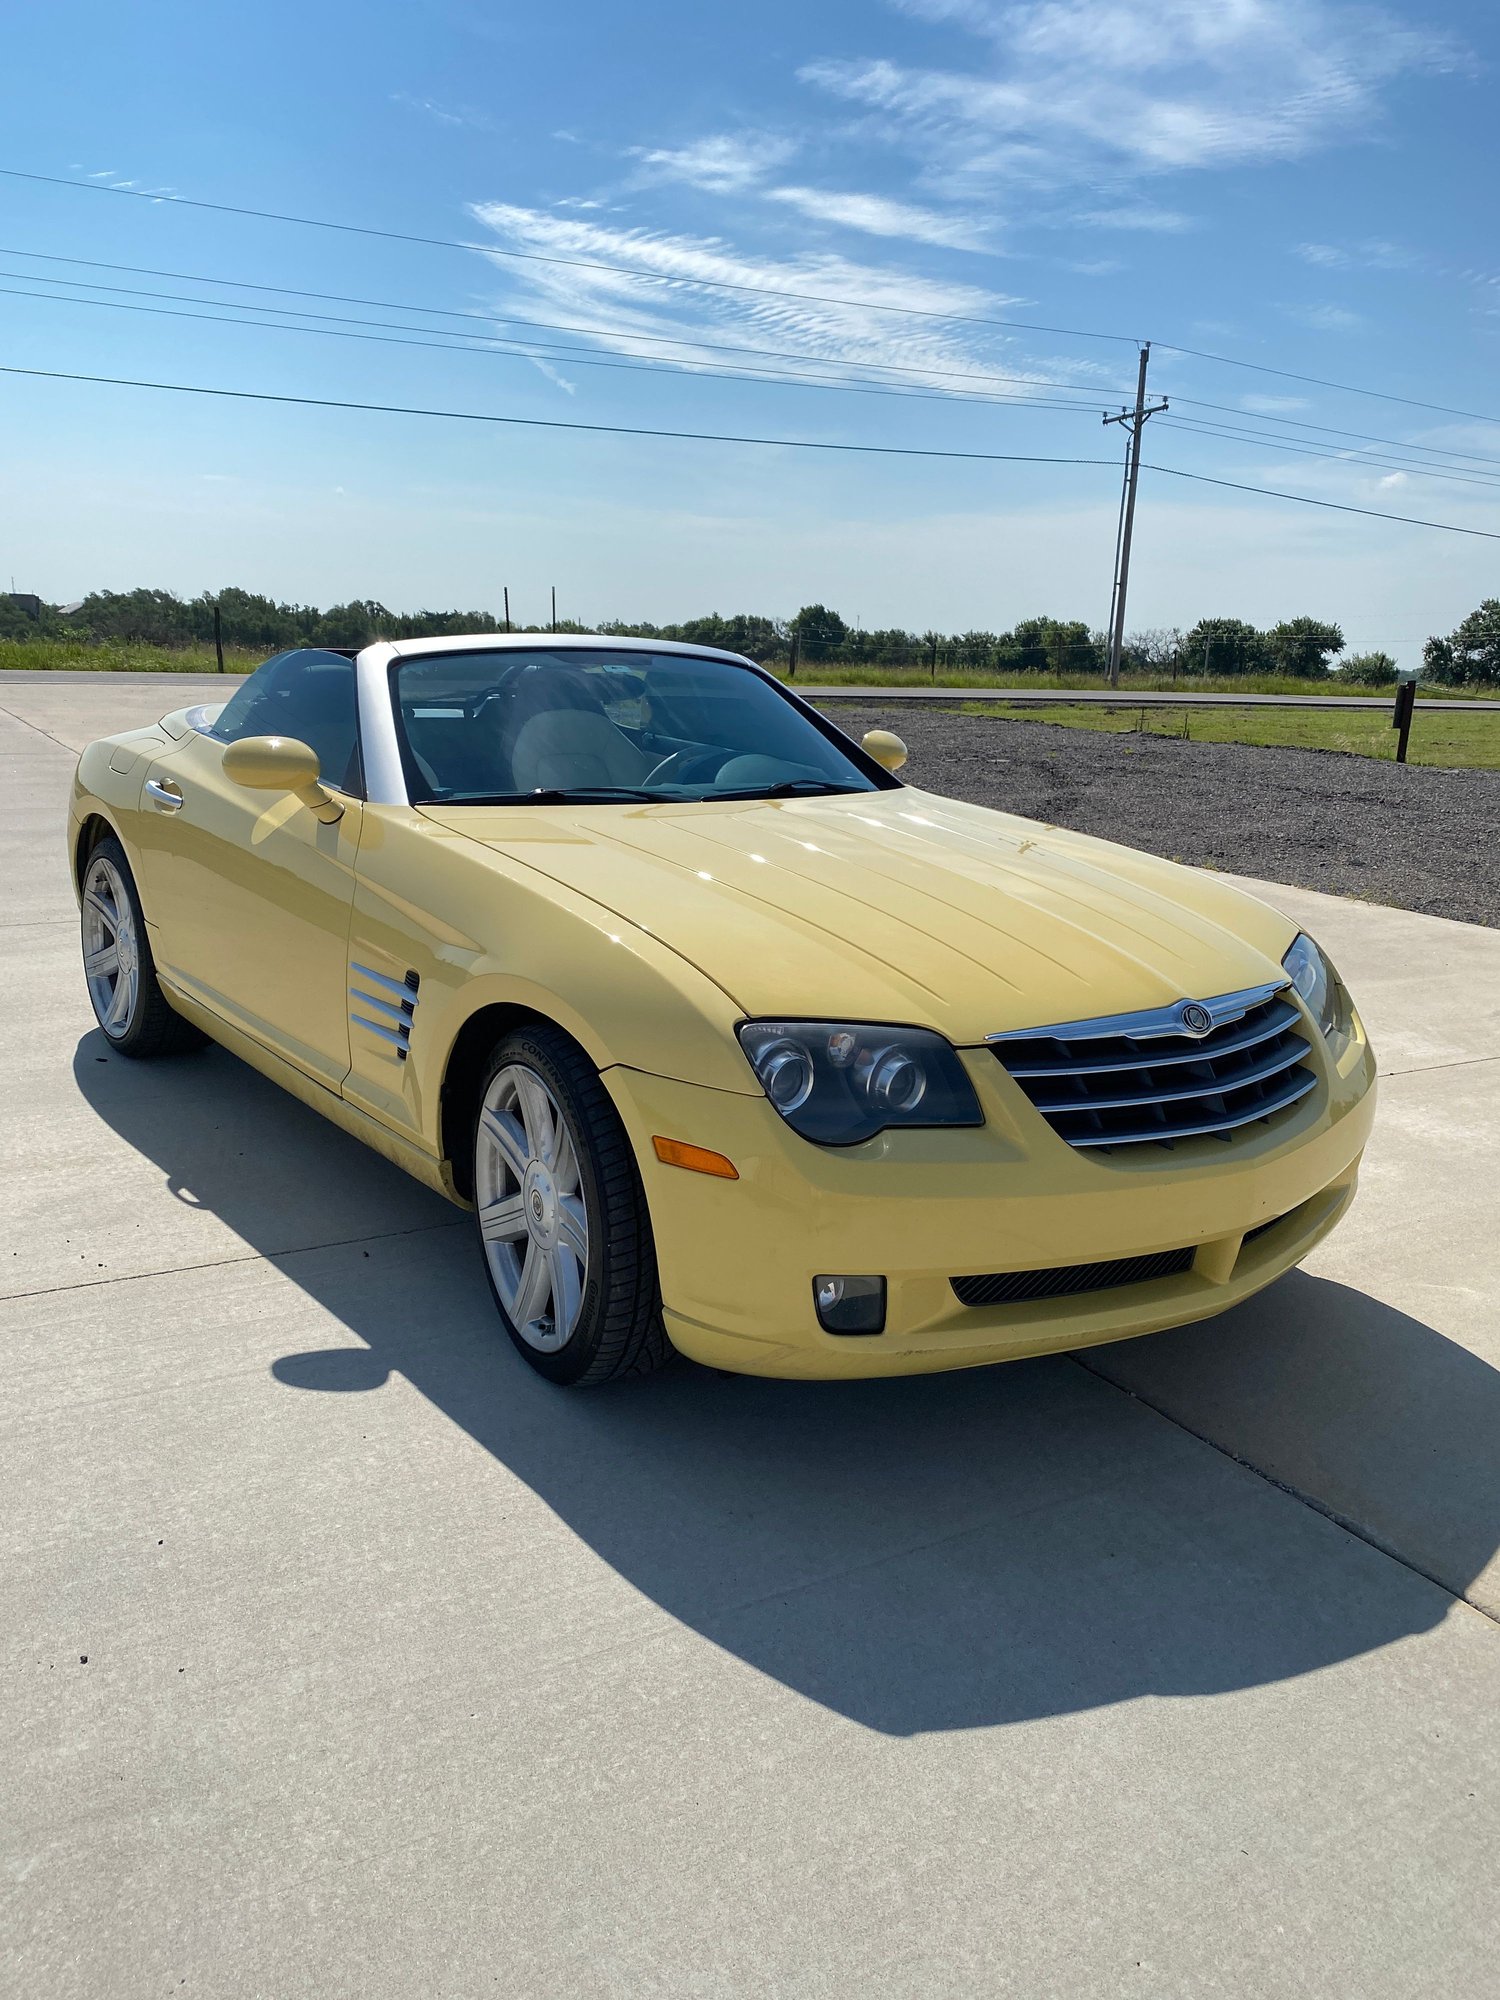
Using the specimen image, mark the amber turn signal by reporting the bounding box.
[652,1136,739,1179]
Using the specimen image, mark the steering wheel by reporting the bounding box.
[641,749,682,786]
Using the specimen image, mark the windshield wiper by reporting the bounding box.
[708,779,867,800]
[431,786,662,805]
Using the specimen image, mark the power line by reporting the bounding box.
[1163,399,1500,471]
[1157,416,1500,490]
[0,245,1135,399]
[0,167,1140,347]
[6,360,1497,540]
[1154,340,1500,429]
[0,272,1122,409]
[0,281,1119,418]
[0,361,1122,467]
[7,168,1497,428]
[1141,461,1500,539]
[15,242,1500,488]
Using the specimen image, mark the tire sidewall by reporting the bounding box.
[472,1027,615,1385]
[83,835,155,1056]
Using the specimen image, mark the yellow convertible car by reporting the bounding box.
[70,635,1375,1384]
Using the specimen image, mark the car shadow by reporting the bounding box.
[74,1032,1500,1736]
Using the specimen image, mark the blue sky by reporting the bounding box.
[2,0,1496,663]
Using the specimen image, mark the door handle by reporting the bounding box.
[145,779,184,812]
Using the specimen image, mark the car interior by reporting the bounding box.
[392,651,880,803]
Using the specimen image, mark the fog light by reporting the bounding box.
[813,1274,887,1335]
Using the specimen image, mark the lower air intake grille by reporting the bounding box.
[988,981,1315,1150]
[952,1246,1196,1309]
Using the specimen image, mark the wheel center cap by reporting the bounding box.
[521,1160,558,1248]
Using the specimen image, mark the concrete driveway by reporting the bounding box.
[3,676,1498,1997]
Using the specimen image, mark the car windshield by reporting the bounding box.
[390,647,892,805]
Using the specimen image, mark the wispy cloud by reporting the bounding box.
[529,359,577,395]
[467,201,1113,400]
[1282,302,1366,331]
[801,1,1464,194]
[628,133,797,194]
[1296,238,1416,271]
[1074,204,1194,232]
[765,185,992,249]
[1241,394,1311,415]
[391,93,463,128]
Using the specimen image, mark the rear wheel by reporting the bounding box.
[472,1023,669,1386]
[80,836,203,1058]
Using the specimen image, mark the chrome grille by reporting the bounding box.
[987,981,1315,1150]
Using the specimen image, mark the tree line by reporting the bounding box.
[3,583,1496,684]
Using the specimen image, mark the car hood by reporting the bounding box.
[420,788,1298,1041]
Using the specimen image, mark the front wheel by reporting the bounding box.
[471,1024,670,1386]
[80,836,203,1058]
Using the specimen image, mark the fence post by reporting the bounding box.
[787,633,798,678]
[213,602,225,674]
[1392,676,1417,763]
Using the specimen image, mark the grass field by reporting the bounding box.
[0,639,264,675]
[4,638,1497,715]
[783,662,1500,701]
[959,701,1500,770]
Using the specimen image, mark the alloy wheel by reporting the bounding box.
[81,853,141,1040]
[474,1062,591,1352]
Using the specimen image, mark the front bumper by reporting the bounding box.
[604,1008,1376,1381]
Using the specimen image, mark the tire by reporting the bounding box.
[80,835,204,1058]
[471,1022,670,1386]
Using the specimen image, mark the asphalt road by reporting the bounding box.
[810,685,1500,710]
[7,666,1500,712]
[3,679,1498,1998]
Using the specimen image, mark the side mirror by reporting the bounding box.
[222,735,344,823]
[861,729,908,773]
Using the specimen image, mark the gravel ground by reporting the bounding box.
[827,705,1500,928]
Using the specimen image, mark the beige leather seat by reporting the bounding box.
[508,708,656,793]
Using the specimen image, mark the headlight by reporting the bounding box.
[737,1020,983,1144]
[1282,932,1344,1039]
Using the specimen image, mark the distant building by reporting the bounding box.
[5,592,42,621]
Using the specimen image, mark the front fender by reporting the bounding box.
[343,807,760,1160]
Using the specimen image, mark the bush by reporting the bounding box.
[1181,618,1269,675]
[1424,601,1500,688]
[1336,651,1399,684]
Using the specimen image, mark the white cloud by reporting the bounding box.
[391,92,467,128]
[765,185,992,249]
[1295,238,1416,271]
[1240,395,1311,415]
[801,1,1463,194]
[466,200,1113,400]
[1283,302,1366,331]
[628,133,797,194]
[1377,472,1408,489]
[1074,205,1194,232]
[529,359,577,395]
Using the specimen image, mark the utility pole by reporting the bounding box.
[550,585,557,632]
[1103,344,1168,688]
[503,586,511,633]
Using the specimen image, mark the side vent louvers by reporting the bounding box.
[350,963,420,1061]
